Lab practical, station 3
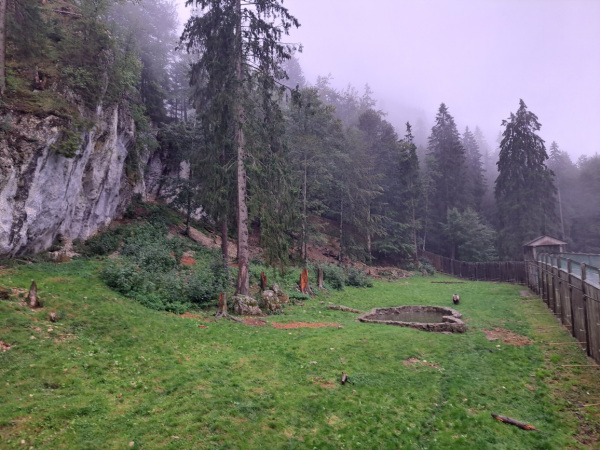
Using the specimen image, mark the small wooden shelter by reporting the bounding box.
[523,235,567,261]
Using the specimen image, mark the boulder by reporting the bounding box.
[231,295,264,316]
[259,290,283,314]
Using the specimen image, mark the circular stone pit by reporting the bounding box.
[357,305,466,333]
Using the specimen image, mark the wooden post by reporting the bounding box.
[581,263,591,357]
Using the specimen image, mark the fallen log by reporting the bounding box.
[328,304,364,314]
[491,414,540,431]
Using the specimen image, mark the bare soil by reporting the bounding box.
[483,327,533,346]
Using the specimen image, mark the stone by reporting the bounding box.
[259,290,283,314]
[231,295,264,316]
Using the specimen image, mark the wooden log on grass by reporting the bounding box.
[491,414,540,431]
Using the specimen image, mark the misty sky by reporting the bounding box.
[179,0,600,160]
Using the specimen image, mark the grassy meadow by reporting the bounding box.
[1,260,600,449]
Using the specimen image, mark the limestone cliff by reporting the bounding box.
[0,103,161,256]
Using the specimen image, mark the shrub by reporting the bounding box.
[346,267,373,288]
[312,263,346,291]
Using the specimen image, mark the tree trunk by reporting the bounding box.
[234,0,249,296]
[0,0,7,95]
[317,268,324,289]
[221,219,228,268]
[302,153,308,263]
[557,186,565,240]
[366,207,372,266]
[338,194,343,263]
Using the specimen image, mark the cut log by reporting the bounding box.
[491,414,540,431]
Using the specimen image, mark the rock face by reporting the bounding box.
[0,104,163,256]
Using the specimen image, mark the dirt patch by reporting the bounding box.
[0,341,11,352]
[243,317,269,327]
[271,322,340,329]
[180,255,196,266]
[311,377,336,389]
[403,357,441,369]
[483,328,532,346]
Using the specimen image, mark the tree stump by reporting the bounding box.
[216,292,227,317]
[317,268,324,289]
[27,281,40,308]
[300,268,309,294]
[260,272,268,291]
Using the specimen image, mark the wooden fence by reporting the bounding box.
[421,250,600,364]
[420,250,527,283]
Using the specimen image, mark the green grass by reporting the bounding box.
[1,261,599,448]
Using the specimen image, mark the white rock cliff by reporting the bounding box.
[0,103,159,256]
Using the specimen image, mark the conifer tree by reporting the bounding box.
[181,0,299,295]
[494,99,557,260]
[425,103,467,255]
[462,126,486,212]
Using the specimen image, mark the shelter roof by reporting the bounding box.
[523,235,568,247]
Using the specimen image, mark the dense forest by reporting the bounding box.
[1,0,599,275]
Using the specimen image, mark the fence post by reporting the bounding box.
[581,263,591,357]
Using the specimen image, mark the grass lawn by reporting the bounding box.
[1,260,600,448]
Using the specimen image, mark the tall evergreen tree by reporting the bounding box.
[494,99,557,260]
[181,0,299,296]
[462,126,486,212]
[425,103,467,255]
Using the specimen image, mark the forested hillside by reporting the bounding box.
[1,0,599,266]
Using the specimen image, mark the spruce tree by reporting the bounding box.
[426,103,467,255]
[462,126,486,212]
[494,99,557,260]
[181,0,299,295]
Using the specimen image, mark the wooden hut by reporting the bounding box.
[523,236,568,261]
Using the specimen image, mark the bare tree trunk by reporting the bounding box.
[302,153,308,263]
[221,219,229,267]
[338,194,343,264]
[0,0,7,95]
[366,207,372,266]
[234,0,249,296]
[557,186,565,240]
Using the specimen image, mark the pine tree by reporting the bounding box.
[181,0,299,295]
[462,126,486,212]
[494,99,557,260]
[425,103,467,255]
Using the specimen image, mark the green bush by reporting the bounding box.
[346,267,373,288]
[99,223,224,312]
[312,263,345,291]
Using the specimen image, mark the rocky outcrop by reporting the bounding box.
[0,103,162,256]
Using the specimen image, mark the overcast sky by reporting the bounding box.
[179,0,600,160]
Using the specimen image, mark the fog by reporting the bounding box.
[177,0,600,159]
[281,0,600,159]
